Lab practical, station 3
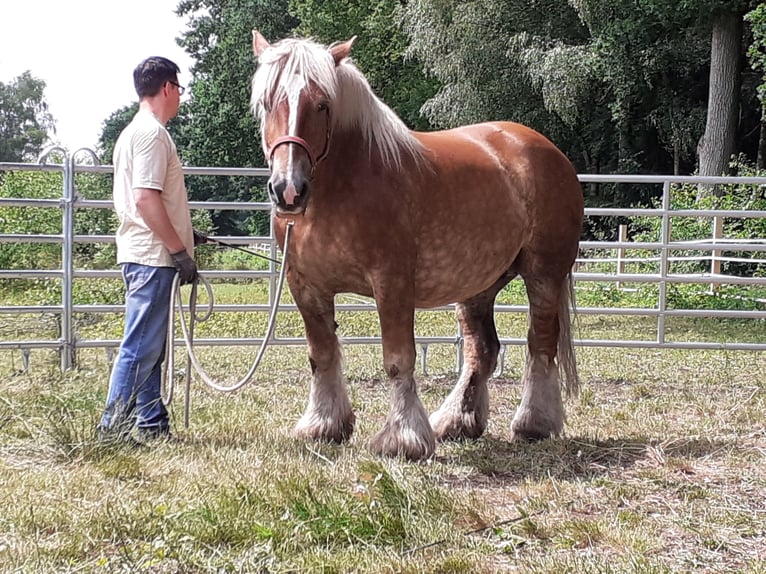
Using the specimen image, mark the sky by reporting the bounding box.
[0,0,195,151]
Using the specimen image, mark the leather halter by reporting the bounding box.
[267,109,332,177]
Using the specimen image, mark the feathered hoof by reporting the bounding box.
[429,409,486,442]
[369,422,435,461]
[510,407,562,442]
[294,413,355,444]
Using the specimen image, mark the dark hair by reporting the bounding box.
[133,57,181,99]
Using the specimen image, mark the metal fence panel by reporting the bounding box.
[1,150,765,372]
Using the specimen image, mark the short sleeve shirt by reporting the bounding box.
[112,109,193,267]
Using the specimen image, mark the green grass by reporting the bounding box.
[1,281,765,572]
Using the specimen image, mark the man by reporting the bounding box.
[99,56,200,444]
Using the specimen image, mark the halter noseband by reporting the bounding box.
[267,109,332,177]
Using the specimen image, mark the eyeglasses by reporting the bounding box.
[168,80,186,95]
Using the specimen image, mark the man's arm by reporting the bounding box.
[133,187,186,253]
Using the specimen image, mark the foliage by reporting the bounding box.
[72,173,120,270]
[746,2,766,106]
[172,0,299,236]
[402,0,762,188]
[198,243,271,273]
[0,171,62,270]
[290,0,439,131]
[0,170,119,304]
[403,0,589,129]
[0,71,55,162]
[631,158,766,278]
[97,103,139,164]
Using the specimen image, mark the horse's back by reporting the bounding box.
[418,121,577,182]
[415,120,583,242]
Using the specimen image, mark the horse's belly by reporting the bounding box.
[413,245,518,308]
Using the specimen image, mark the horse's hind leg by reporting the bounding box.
[512,273,577,440]
[292,281,355,443]
[430,278,509,441]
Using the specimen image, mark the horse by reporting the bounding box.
[250,31,584,461]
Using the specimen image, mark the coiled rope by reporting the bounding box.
[161,221,294,426]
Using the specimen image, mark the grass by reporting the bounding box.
[0,282,765,572]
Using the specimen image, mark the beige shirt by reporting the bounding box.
[113,109,193,267]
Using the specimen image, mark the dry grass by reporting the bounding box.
[0,309,764,572]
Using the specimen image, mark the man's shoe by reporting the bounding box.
[97,427,145,449]
[135,426,174,444]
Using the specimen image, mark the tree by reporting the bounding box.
[697,6,747,191]
[745,3,766,168]
[175,0,299,236]
[98,103,139,164]
[290,0,439,130]
[0,72,55,162]
[402,0,766,178]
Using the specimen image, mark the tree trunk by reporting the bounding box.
[697,11,743,197]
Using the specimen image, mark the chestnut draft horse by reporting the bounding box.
[251,32,584,460]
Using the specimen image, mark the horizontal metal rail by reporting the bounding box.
[2,336,763,354]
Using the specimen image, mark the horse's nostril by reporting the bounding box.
[268,179,282,201]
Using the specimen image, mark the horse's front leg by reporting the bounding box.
[291,276,354,443]
[369,285,435,461]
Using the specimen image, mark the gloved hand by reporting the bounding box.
[193,229,208,246]
[170,249,198,285]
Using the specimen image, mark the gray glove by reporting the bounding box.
[170,249,198,285]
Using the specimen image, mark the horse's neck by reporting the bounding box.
[325,128,371,167]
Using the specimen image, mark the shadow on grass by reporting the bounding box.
[435,434,734,484]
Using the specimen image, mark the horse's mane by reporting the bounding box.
[251,37,424,171]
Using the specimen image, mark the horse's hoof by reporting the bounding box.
[510,408,562,441]
[294,414,355,444]
[511,427,555,441]
[369,426,435,461]
[430,410,486,442]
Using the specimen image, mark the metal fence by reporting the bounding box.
[1,148,765,372]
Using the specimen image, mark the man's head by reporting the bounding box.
[133,57,182,99]
[133,57,184,122]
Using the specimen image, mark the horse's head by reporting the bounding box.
[251,31,355,215]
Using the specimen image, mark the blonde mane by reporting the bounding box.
[251,37,424,170]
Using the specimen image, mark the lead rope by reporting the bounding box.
[161,221,294,427]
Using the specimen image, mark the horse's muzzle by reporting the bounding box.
[268,174,310,215]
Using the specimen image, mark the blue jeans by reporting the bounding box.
[100,263,176,434]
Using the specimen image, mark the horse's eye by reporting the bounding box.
[317,102,329,112]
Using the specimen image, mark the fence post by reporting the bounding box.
[710,215,723,292]
[38,147,75,370]
[657,181,672,346]
[617,224,628,289]
[61,152,75,370]
[38,147,100,371]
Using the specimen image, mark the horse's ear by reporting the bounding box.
[253,30,271,57]
[330,36,357,65]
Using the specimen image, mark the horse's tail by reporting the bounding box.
[558,273,580,397]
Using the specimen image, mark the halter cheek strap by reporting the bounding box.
[267,109,332,177]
